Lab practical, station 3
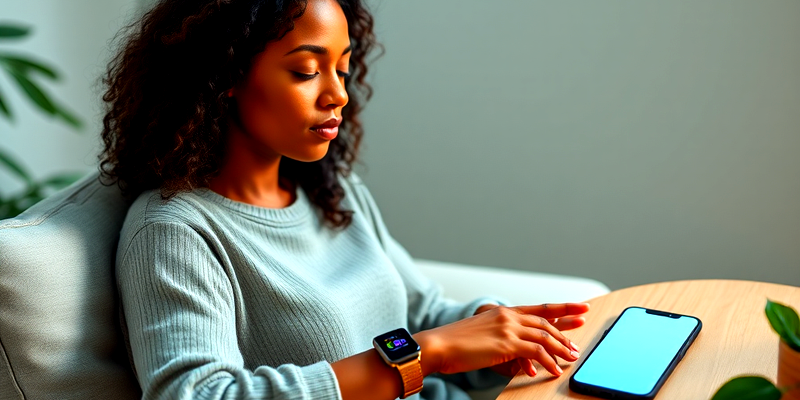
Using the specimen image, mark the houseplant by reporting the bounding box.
[0,23,83,219]
[711,300,800,400]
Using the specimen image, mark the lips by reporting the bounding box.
[310,117,341,140]
[311,117,341,130]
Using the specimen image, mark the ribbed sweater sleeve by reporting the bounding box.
[117,221,341,400]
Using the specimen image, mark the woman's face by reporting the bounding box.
[231,0,350,162]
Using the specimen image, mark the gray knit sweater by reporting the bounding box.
[116,173,506,400]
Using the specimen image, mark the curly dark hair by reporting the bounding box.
[99,0,381,229]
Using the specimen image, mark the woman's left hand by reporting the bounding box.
[473,303,587,377]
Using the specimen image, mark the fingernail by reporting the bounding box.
[570,350,580,359]
[531,364,538,376]
[570,341,580,352]
[556,365,564,375]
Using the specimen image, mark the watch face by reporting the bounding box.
[373,328,420,363]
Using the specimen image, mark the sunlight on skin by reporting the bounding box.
[208,0,350,209]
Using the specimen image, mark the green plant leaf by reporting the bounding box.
[7,204,24,219]
[0,197,22,220]
[6,68,57,115]
[0,86,11,120]
[0,25,29,39]
[766,299,800,351]
[53,105,81,129]
[0,63,81,129]
[11,183,43,207]
[711,376,782,400]
[0,53,59,80]
[18,193,44,210]
[0,184,45,219]
[0,147,32,184]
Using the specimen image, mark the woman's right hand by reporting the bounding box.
[414,303,589,377]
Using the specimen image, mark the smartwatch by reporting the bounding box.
[372,328,423,398]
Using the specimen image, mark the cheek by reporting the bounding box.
[238,80,316,134]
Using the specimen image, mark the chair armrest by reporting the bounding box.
[414,258,610,305]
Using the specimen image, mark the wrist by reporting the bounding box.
[413,330,442,376]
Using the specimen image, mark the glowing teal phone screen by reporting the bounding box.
[571,307,700,396]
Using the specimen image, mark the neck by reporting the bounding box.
[208,123,296,209]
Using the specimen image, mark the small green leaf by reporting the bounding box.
[766,299,800,351]
[0,198,24,220]
[0,53,59,80]
[7,204,24,218]
[17,182,41,198]
[711,376,782,400]
[10,195,43,215]
[0,185,45,219]
[5,68,57,115]
[53,105,82,129]
[0,86,11,120]
[0,147,32,184]
[21,193,44,208]
[0,25,29,39]
[1,65,81,129]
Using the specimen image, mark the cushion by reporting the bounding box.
[0,172,140,400]
[414,259,611,305]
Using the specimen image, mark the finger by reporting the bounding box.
[550,351,559,374]
[519,358,537,377]
[519,314,579,353]
[519,342,564,377]
[518,327,580,363]
[553,316,586,331]
[514,303,590,319]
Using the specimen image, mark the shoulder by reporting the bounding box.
[337,171,394,242]
[338,171,372,209]
[338,171,380,219]
[124,189,212,229]
[118,189,222,254]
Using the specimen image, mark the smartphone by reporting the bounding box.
[568,306,702,399]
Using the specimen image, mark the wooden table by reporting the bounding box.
[496,280,800,400]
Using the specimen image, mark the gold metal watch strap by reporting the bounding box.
[396,354,423,399]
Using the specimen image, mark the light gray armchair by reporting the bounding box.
[0,173,608,399]
[0,173,140,400]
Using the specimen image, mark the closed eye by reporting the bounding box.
[292,71,319,81]
[291,71,350,81]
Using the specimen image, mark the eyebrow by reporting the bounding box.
[284,44,352,57]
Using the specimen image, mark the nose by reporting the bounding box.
[318,72,348,109]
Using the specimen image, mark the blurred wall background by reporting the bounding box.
[0,0,138,194]
[2,0,798,290]
[358,0,800,290]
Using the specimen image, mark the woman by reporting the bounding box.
[101,0,590,399]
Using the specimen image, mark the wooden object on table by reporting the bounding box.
[779,340,800,400]
[496,280,800,400]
